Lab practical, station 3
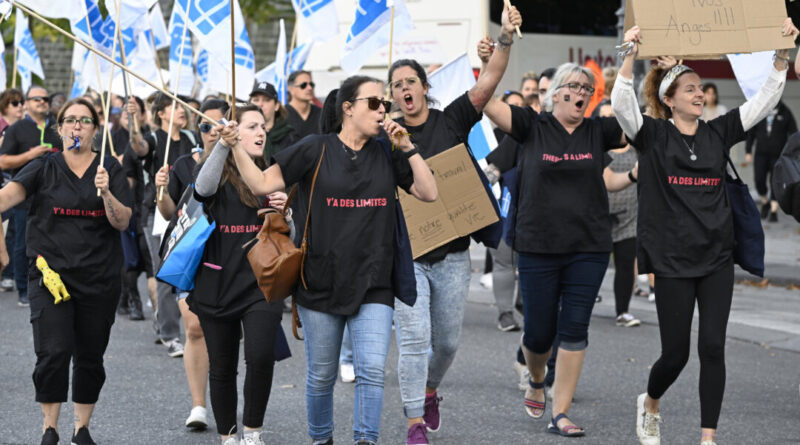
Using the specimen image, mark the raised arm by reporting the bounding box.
[383,120,437,202]
[611,26,645,140]
[604,161,638,192]
[467,3,521,114]
[154,165,177,219]
[194,139,231,198]
[126,100,149,158]
[95,166,132,231]
[225,122,286,197]
[740,18,797,131]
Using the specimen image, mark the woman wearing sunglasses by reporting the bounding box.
[230,74,437,445]
[0,98,132,445]
[386,4,521,445]
[0,88,24,145]
[153,98,230,432]
[482,61,628,437]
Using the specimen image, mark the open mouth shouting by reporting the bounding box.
[403,94,414,111]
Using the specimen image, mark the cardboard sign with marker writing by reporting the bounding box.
[624,0,794,59]
[397,144,499,259]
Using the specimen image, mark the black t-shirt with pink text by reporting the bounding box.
[505,106,623,254]
[274,133,414,316]
[631,110,744,278]
[187,181,282,319]
[13,153,131,297]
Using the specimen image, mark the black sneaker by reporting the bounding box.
[761,203,770,219]
[768,211,778,223]
[71,426,96,445]
[41,427,59,445]
[18,295,30,307]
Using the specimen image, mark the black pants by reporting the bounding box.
[647,261,734,429]
[754,152,780,199]
[199,303,281,435]
[30,279,119,403]
[612,237,637,315]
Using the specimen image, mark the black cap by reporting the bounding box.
[250,81,278,100]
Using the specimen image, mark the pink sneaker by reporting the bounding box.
[423,392,442,432]
[406,422,429,445]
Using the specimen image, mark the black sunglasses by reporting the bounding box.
[294,81,315,89]
[10,100,24,107]
[199,122,213,133]
[27,96,50,103]
[353,97,392,111]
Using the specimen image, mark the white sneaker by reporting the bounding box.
[479,273,493,289]
[340,363,355,383]
[616,313,641,327]
[185,405,207,429]
[240,430,264,445]
[165,339,184,358]
[636,393,662,445]
[222,437,238,445]
[0,278,14,291]
[648,292,656,303]
[513,361,530,391]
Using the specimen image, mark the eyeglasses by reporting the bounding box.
[353,97,392,111]
[293,81,315,90]
[199,122,213,133]
[27,96,50,104]
[391,76,420,90]
[10,100,24,107]
[557,82,596,96]
[61,116,95,126]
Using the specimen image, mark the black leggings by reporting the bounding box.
[647,262,734,429]
[199,303,281,435]
[612,237,637,315]
[754,152,779,200]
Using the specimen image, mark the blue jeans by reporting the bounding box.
[9,207,28,298]
[339,325,353,365]
[518,252,609,353]
[297,303,393,444]
[394,249,471,419]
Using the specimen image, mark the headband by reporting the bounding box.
[658,65,694,105]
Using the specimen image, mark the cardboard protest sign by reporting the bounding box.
[397,144,499,259]
[624,0,794,59]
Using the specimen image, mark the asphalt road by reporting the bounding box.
[1,259,799,444]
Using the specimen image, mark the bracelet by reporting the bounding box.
[773,53,791,64]
[403,146,420,159]
[628,170,637,183]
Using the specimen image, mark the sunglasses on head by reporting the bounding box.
[199,122,213,133]
[10,99,24,107]
[294,81,315,90]
[353,97,392,111]
[28,96,49,103]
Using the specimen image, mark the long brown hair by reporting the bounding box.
[643,66,694,120]
[199,104,267,209]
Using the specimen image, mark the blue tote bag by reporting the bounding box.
[724,154,765,277]
[157,186,216,291]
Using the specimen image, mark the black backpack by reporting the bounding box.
[771,131,800,223]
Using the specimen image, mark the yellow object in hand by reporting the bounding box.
[36,255,71,304]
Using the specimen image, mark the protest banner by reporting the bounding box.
[398,144,499,259]
[624,0,794,59]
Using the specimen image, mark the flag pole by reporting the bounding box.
[114,12,139,134]
[230,0,236,118]
[503,0,522,39]
[158,6,191,202]
[11,46,17,88]
[482,0,487,37]
[81,2,116,167]
[388,2,395,71]
[286,0,301,79]
[9,1,217,124]
[98,1,124,196]
[148,29,167,90]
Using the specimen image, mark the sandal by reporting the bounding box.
[547,413,585,437]
[524,379,546,419]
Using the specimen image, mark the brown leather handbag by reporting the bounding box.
[246,145,325,339]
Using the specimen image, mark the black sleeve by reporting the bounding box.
[599,116,625,150]
[509,105,538,144]
[139,133,156,160]
[11,155,45,196]
[785,107,798,136]
[107,158,133,208]
[709,108,746,150]
[0,124,20,157]
[122,148,138,179]
[443,92,482,141]
[629,115,657,153]
[745,127,756,154]
[168,164,183,203]
[485,134,519,174]
[273,135,325,187]
[390,148,414,194]
[603,152,613,168]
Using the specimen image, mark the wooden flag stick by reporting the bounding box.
[388,4,395,71]
[81,3,116,165]
[230,0,236,118]
[98,1,123,196]
[10,1,217,124]
[503,0,522,39]
[147,29,167,90]
[286,2,300,80]
[11,46,17,88]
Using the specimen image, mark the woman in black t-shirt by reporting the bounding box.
[484,61,626,436]
[231,76,437,445]
[613,22,797,445]
[153,98,229,432]
[0,98,132,445]
[184,104,288,444]
[387,6,521,443]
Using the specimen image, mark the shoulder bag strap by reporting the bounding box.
[299,143,325,289]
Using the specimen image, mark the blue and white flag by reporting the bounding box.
[71,0,106,47]
[175,0,254,99]
[727,51,774,101]
[255,41,313,85]
[14,8,45,92]
[168,4,195,96]
[16,0,81,20]
[110,31,160,98]
[340,0,413,73]
[275,19,287,104]
[292,0,338,43]
[196,49,209,86]
[104,0,156,34]
[428,53,497,160]
[0,37,6,91]
[149,2,170,51]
